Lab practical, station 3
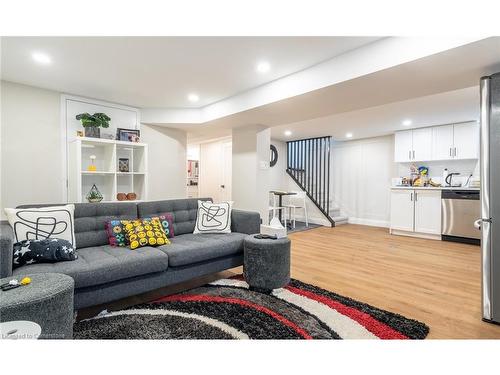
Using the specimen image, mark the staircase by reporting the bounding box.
[286,136,348,227]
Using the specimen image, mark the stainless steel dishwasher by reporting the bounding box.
[441,189,480,245]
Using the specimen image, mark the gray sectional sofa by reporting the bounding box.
[0,198,260,309]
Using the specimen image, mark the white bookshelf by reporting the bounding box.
[68,137,148,203]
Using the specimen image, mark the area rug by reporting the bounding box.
[73,276,429,339]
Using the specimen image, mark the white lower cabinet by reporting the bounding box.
[390,189,415,231]
[390,189,442,239]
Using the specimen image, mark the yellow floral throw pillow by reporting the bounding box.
[124,218,170,250]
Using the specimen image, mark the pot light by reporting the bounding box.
[345,132,353,138]
[187,93,199,103]
[284,130,292,136]
[32,52,51,65]
[256,61,271,73]
[402,119,412,126]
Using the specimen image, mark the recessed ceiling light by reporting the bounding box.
[32,52,51,65]
[256,61,271,73]
[345,132,353,138]
[187,93,199,103]
[402,119,412,126]
[284,130,292,136]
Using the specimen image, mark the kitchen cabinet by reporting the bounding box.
[395,122,479,162]
[394,128,432,162]
[390,188,441,238]
[453,122,479,159]
[390,189,415,231]
[414,190,442,235]
[431,124,454,160]
[394,130,413,162]
[412,128,433,161]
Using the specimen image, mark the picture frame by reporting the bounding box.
[116,128,140,142]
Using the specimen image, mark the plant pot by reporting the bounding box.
[84,126,100,138]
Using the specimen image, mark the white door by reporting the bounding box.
[199,141,223,201]
[220,141,232,202]
[394,131,412,162]
[390,189,415,232]
[414,190,441,235]
[411,128,432,161]
[431,124,454,160]
[453,122,479,159]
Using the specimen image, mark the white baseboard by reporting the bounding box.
[347,217,389,228]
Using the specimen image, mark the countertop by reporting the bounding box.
[391,186,480,191]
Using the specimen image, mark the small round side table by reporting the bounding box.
[0,273,74,339]
[243,235,291,293]
[0,321,41,340]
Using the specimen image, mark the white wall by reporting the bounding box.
[1,81,63,218]
[0,81,187,217]
[139,124,186,200]
[332,135,397,227]
[232,125,270,223]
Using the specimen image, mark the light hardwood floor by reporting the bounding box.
[285,224,500,339]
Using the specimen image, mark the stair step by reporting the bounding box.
[332,216,349,225]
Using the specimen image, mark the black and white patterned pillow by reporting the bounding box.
[193,200,232,234]
[4,204,76,248]
[12,238,78,269]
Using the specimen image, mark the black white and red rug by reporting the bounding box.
[73,276,429,339]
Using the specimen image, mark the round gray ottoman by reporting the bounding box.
[243,235,291,293]
[0,273,74,339]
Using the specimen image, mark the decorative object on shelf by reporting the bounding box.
[87,154,97,171]
[101,132,115,140]
[118,158,130,172]
[270,144,278,167]
[116,193,127,201]
[75,112,111,138]
[86,184,103,203]
[116,128,140,142]
[126,192,137,200]
[76,130,83,137]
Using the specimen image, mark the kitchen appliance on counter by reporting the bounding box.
[441,189,480,245]
[478,73,500,324]
[444,172,462,187]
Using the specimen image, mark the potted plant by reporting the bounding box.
[75,112,111,138]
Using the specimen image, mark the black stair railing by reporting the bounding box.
[286,136,335,226]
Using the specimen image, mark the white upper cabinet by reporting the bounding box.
[431,124,454,160]
[394,130,413,162]
[453,122,479,159]
[412,128,433,161]
[395,122,479,162]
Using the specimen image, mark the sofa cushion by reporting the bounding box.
[12,245,169,288]
[16,202,138,249]
[137,198,212,236]
[158,232,246,267]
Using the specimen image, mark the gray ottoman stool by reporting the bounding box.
[243,235,291,293]
[0,273,74,339]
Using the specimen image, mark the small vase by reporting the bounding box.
[85,127,100,138]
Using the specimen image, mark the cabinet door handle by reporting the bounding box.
[454,147,457,157]
[410,192,413,201]
[415,192,418,201]
[449,147,452,157]
[409,150,411,160]
[412,150,415,159]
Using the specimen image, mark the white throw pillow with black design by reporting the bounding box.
[193,200,232,234]
[4,204,76,248]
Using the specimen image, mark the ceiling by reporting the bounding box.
[0,36,380,108]
[270,86,479,141]
[184,37,500,143]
